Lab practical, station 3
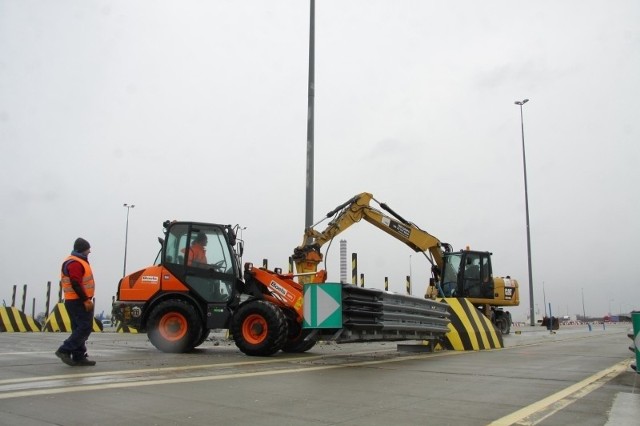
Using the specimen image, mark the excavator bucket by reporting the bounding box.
[439,298,503,350]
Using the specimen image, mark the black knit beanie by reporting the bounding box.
[74,237,91,253]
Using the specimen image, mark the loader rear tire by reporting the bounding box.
[147,299,202,353]
[232,300,287,356]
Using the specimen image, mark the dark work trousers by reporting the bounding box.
[58,299,93,360]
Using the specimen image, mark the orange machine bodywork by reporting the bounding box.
[246,267,327,322]
[117,265,189,302]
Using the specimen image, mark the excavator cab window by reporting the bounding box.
[441,251,495,298]
[463,254,482,297]
[460,252,494,299]
[441,253,462,297]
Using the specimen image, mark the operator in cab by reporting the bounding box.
[188,231,208,267]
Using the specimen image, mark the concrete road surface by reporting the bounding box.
[0,323,637,425]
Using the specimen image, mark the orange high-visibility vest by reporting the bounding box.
[188,243,207,265]
[60,255,95,300]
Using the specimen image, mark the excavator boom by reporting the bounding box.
[293,192,450,284]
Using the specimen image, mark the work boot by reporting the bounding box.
[74,358,96,367]
[55,350,77,366]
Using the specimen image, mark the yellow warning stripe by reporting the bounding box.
[466,301,492,349]
[440,298,503,350]
[0,307,41,332]
[42,303,102,332]
[116,325,139,333]
[445,322,464,351]
[448,299,478,350]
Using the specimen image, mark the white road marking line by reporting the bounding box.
[488,359,631,426]
[0,349,460,399]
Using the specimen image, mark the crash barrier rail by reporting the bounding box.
[334,285,451,344]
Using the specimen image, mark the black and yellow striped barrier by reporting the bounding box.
[0,307,41,332]
[42,303,102,332]
[440,298,503,350]
[115,321,138,333]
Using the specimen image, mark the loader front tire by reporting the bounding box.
[147,299,202,353]
[193,329,211,348]
[232,300,287,356]
[282,322,318,353]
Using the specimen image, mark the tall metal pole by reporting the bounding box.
[542,281,547,317]
[515,98,535,326]
[123,203,135,277]
[304,0,315,241]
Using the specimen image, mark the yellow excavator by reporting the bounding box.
[292,192,519,334]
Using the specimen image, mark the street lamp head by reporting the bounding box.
[515,99,529,106]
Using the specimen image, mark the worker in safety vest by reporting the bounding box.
[188,231,208,266]
[55,237,97,366]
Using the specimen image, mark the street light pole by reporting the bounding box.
[515,98,535,326]
[304,0,315,242]
[123,203,135,277]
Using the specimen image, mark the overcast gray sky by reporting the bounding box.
[1,0,638,322]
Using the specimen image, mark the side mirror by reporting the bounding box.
[227,226,237,246]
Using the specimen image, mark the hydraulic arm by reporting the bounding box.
[292,192,451,284]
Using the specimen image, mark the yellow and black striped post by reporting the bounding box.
[262,258,268,269]
[360,273,365,288]
[21,284,27,312]
[384,277,389,291]
[406,275,411,295]
[288,256,293,273]
[45,281,51,318]
[351,253,357,285]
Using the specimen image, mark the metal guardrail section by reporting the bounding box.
[333,285,450,343]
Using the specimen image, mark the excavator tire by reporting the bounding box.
[282,323,318,353]
[232,300,288,356]
[147,299,203,353]
[495,316,510,335]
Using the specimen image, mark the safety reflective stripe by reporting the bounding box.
[60,255,95,300]
[61,277,95,291]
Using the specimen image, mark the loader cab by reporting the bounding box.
[441,250,495,299]
[162,221,242,304]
